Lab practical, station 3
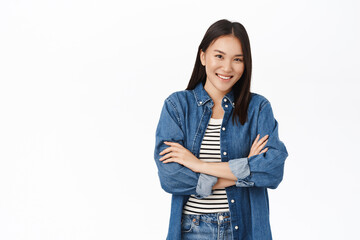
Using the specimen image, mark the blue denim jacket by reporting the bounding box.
[154,82,288,240]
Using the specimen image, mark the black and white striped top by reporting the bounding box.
[182,117,229,215]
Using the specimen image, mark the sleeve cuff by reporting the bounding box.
[194,173,218,199]
[228,157,254,187]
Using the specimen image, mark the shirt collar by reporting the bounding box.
[192,82,235,108]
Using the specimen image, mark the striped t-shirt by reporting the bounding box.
[182,117,229,215]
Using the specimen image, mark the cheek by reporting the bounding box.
[206,59,220,71]
[204,61,216,74]
[234,64,245,74]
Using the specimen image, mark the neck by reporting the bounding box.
[204,80,229,105]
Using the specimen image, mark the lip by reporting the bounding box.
[216,73,233,81]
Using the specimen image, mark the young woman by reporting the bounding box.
[154,19,288,240]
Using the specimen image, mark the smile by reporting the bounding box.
[216,73,233,80]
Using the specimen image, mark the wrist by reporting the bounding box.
[196,161,207,173]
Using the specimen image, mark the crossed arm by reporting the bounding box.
[155,97,288,197]
[159,134,269,189]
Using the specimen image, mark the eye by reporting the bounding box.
[234,58,243,62]
[215,54,223,59]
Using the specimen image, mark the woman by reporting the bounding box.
[154,19,288,240]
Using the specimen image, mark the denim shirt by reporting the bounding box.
[154,82,288,240]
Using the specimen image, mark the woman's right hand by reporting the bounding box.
[248,134,269,158]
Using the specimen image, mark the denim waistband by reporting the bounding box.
[182,211,231,225]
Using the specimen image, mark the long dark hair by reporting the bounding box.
[186,19,252,126]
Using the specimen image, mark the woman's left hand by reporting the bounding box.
[159,141,204,173]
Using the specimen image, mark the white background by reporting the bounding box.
[1,0,359,239]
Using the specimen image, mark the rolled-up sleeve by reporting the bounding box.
[228,157,254,187]
[194,173,218,199]
[155,97,202,195]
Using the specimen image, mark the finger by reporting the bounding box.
[159,152,174,161]
[173,142,183,147]
[255,135,269,148]
[253,139,268,155]
[164,141,182,147]
[259,147,268,154]
[251,134,260,148]
[258,139,268,150]
[159,146,175,155]
[252,134,264,147]
[162,157,176,164]
[163,155,181,164]
[258,135,269,143]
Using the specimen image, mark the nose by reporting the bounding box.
[222,59,232,73]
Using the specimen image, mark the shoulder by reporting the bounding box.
[249,92,271,112]
[166,89,193,101]
[160,89,194,128]
[164,89,194,109]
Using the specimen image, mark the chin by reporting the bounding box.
[206,77,235,94]
[215,85,232,93]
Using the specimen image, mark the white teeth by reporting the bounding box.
[217,74,231,80]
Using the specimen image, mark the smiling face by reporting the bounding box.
[200,35,245,97]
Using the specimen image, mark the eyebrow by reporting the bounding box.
[214,49,243,57]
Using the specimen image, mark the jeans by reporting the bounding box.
[181,211,233,240]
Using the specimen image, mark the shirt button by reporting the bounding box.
[231,199,235,203]
[224,99,227,102]
[222,127,226,131]
[232,102,235,106]
[235,226,239,230]
[225,104,228,108]
[199,101,202,104]
[223,151,227,156]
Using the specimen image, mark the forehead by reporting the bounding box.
[208,35,243,54]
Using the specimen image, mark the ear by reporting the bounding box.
[200,49,206,66]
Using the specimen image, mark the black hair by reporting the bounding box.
[186,19,252,125]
